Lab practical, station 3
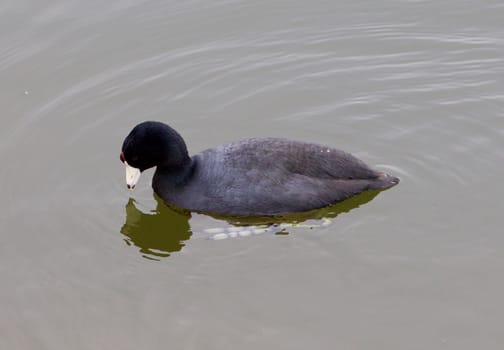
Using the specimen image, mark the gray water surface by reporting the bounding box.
[1,1,504,349]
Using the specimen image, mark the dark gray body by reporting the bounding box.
[152,138,398,216]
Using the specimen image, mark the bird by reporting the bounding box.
[120,121,399,216]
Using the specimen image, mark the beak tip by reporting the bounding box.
[124,162,141,191]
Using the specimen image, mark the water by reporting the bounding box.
[1,0,503,349]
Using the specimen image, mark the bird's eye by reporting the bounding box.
[120,152,125,162]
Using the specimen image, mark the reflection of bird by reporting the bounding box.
[119,190,380,259]
[120,121,399,216]
[120,198,192,260]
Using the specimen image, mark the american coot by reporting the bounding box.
[120,121,399,216]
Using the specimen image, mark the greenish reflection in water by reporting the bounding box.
[121,190,382,260]
[121,197,192,260]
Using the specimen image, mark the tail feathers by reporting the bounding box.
[369,172,400,190]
